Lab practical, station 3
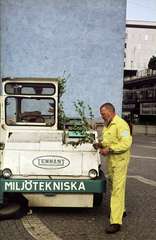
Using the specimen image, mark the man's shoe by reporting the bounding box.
[105,224,120,234]
[108,211,126,218]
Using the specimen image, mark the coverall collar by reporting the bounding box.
[106,114,118,129]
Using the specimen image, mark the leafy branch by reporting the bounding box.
[58,71,71,130]
[57,72,95,147]
[66,100,95,148]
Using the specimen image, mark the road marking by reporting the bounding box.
[132,144,156,149]
[127,175,156,187]
[131,155,156,160]
[105,174,156,186]
[133,141,156,144]
[22,215,62,240]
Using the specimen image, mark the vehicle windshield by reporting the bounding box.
[5,97,55,126]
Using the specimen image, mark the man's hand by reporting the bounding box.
[93,143,99,150]
[100,148,110,157]
[93,142,103,150]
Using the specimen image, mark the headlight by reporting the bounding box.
[2,168,12,178]
[89,169,97,179]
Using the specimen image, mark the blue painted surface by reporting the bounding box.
[1,0,126,119]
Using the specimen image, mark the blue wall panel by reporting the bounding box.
[1,0,126,119]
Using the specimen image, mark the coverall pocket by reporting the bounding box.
[112,153,124,161]
[111,153,126,171]
[107,130,118,145]
[107,132,114,142]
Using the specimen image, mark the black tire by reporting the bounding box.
[0,202,22,220]
[0,193,29,220]
[93,193,103,207]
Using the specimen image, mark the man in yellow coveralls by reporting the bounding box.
[93,103,132,234]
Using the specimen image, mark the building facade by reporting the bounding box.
[123,70,156,123]
[1,0,127,120]
[124,21,156,71]
[123,21,156,135]
[122,69,156,135]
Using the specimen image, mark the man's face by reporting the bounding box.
[100,107,111,122]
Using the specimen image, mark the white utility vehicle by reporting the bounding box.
[0,77,106,217]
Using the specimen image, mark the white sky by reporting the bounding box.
[126,0,156,21]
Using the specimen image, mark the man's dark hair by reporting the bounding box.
[100,103,115,112]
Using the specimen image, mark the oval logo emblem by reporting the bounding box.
[32,155,70,169]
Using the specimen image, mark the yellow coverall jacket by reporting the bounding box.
[101,114,132,225]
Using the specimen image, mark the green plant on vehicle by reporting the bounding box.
[58,71,71,130]
[58,72,95,147]
[66,100,95,148]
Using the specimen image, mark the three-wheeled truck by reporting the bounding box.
[0,77,106,218]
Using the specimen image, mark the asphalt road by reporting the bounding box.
[0,135,156,240]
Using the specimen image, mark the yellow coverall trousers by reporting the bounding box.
[101,115,132,225]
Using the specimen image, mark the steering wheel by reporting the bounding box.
[21,115,45,123]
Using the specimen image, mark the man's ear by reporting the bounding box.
[109,109,113,115]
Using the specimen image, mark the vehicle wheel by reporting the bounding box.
[0,193,29,220]
[0,202,22,220]
[93,193,103,207]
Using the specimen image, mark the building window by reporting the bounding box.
[138,44,141,50]
[125,33,128,39]
[145,35,148,40]
[125,43,127,48]
[124,52,126,58]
